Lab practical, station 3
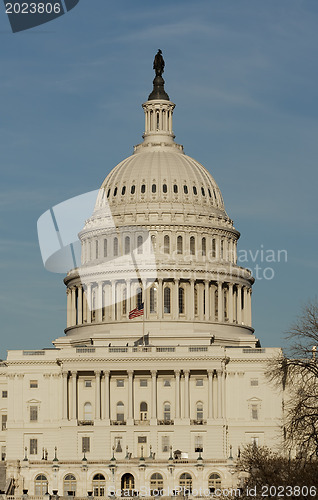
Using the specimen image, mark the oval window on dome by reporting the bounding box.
[152,184,157,193]
[193,186,197,195]
[208,188,212,198]
[183,185,188,194]
[107,188,111,198]
[173,184,178,194]
[131,185,135,194]
[122,186,126,196]
[114,187,118,197]
[141,184,146,194]
[201,187,205,196]
[163,184,167,193]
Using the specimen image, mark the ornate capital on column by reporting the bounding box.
[104,370,110,378]
[207,370,214,377]
[62,372,68,379]
[183,370,189,377]
[151,370,157,378]
[174,370,181,378]
[95,371,101,377]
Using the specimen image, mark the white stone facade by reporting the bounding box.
[0,58,283,497]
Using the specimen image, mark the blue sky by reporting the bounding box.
[1,0,318,358]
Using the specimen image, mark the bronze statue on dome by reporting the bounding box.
[153,49,165,77]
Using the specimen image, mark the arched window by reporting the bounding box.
[121,185,126,196]
[208,188,212,198]
[104,239,107,258]
[163,402,171,422]
[131,185,135,194]
[190,236,195,256]
[152,184,157,193]
[208,474,221,494]
[173,184,178,193]
[125,236,130,255]
[194,287,198,316]
[116,401,124,422]
[63,474,76,497]
[193,186,197,195]
[137,235,143,254]
[201,187,205,196]
[196,402,204,421]
[121,474,134,494]
[137,287,143,308]
[156,112,160,129]
[177,236,183,254]
[220,240,224,259]
[150,473,164,495]
[163,184,167,193]
[141,184,146,194]
[84,402,92,421]
[164,235,170,254]
[107,188,110,198]
[113,187,117,197]
[92,474,106,497]
[179,287,185,314]
[140,402,148,421]
[113,237,118,257]
[179,473,192,494]
[34,475,48,496]
[212,238,216,258]
[150,286,157,313]
[122,288,127,315]
[202,237,206,256]
[95,240,99,259]
[164,287,171,314]
[224,289,228,321]
[183,185,188,194]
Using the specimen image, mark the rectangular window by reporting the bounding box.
[251,405,259,420]
[138,436,147,443]
[82,436,90,453]
[30,380,38,388]
[162,436,170,452]
[114,437,122,453]
[84,380,92,388]
[196,379,204,387]
[1,446,6,461]
[250,379,259,386]
[251,437,259,447]
[30,406,38,422]
[116,379,124,388]
[140,379,148,387]
[30,438,38,455]
[1,415,7,431]
[194,435,203,452]
[163,379,171,387]
[2,391,7,398]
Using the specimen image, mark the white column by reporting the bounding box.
[248,288,252,326]
[158,279,163,319]
[128,370,134,421]
[78,285,83,325]
[205,281,210,320]
[97,282,103,322]
[208,370,213,419]
[210,284,216,321]
[222,370,226,418]
[104,371,110,420]
[175,370,180,419]
[83,286,88,323]
[71,287,76,325]
[62,372,68,420]
[66,289,71,327]
[151,370,157,420]
[87,284,92,323]
[218,282,223,322]
[243,287,248,325]
[237,285,242,325]
[189,279,195,320]
[217,371,222,419]
[184,370,189,419]
[95,371,101,420]
[111,281,116,321]
[71,371,77,420]
[228,283,234,323]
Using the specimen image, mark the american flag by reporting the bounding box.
[129,302,144,319]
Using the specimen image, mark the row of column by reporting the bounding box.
[66,280,252,328]
[62,370,226,422]
[143,103,174,134]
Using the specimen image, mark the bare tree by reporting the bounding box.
[266,300,318,458]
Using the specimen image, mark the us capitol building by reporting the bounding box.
[0,52,282,497]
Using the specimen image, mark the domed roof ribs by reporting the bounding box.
[148,50,170,101]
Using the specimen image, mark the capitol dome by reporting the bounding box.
[61,52,256,350]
